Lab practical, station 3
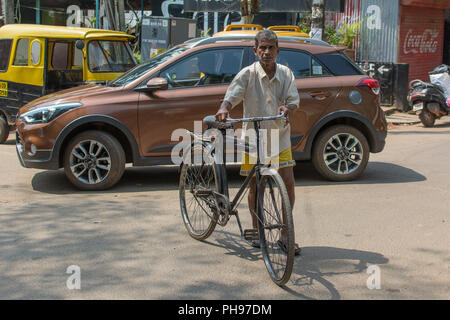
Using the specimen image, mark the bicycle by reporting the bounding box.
[179,112,295,286]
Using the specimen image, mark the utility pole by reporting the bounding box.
[311,0,325,40]
[240,0,259,25]
[103,0,125,31]
[1,0,14,25]
[117,0,125,32]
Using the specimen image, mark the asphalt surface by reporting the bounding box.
[0,115,449,300]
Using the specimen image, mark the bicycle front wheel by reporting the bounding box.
[179,143,220,241]
[257,171,295,286]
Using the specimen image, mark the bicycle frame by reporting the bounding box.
[213,120,266,236]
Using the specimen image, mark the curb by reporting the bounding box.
[382,106,421,125]
[381,106,398,116]
[386,116,421,125]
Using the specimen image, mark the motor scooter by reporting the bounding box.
[407,65,450,127]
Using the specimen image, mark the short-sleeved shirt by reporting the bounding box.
[224,61,300,155]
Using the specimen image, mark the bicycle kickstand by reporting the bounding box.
[232,209,244,237]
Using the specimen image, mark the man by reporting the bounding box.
[215,30,301,255]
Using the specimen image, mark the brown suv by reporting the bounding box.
[15,35,387,190]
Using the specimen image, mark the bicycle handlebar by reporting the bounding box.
[225,111,286,123]
[203,112,286,129]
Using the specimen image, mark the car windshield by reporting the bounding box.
[108,45,189,87]
[88,40,135,73]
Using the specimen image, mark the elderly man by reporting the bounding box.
[215,30,301,255]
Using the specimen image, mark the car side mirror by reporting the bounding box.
[146,77,168,90]
[75,40,85,50]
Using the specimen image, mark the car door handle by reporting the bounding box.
[310,91,330,100]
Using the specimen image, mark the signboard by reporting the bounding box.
[184,0,345,13]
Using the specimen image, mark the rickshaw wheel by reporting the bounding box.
[0,117,9,144]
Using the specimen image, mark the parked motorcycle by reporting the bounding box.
[407,65,450,127]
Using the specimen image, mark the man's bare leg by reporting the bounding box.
[278,166,300,254]
[247,166,300,254]
[248,177,257,229]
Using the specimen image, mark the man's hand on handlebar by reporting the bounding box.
[278,105,296,126]
[216,101,232,122]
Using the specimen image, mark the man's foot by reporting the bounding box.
[277,240,301,256]
[251,239,260,248]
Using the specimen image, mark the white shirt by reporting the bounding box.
[224,61,300,155]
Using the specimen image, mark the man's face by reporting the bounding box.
[253,38,280,67]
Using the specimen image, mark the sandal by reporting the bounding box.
[251,239,261,248]
[277,240,301,256]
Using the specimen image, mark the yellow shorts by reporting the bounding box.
[240,148,296,176]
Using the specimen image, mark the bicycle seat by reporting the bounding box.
[203,115,233,129]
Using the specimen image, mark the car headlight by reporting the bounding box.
[20,102,83,124]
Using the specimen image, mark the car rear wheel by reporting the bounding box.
[312,125,369,182]
[0,116,9,144]
[63,130,125,190]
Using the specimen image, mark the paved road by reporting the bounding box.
[0,118,449,300]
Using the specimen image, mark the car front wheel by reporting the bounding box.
[312,125,369,182]
[63,130,126,190]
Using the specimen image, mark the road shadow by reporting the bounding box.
[224,161,426,187]
[285,246,389,299]
[291,161,426,186]
[202,230,389,300]
[31,165,181,195]
[31,159,425,195]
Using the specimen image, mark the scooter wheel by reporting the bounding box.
[419,109,436,127]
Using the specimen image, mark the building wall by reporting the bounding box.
[398,5,445,82]
[357,0,399,63]
[400,0,450,10]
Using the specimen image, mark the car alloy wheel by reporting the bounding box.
[70,140,112,185]
[312,125,369,181]
[323,132,363,175]
[64,130,125,190]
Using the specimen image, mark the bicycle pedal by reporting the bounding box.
[243,228,259,241]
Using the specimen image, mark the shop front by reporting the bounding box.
[398,0,450,82]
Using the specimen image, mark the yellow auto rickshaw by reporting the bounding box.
[0,24,136,143]
[213,24,310,38]
[267,25,310,38]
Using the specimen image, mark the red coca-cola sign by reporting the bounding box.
[403,29,440,55]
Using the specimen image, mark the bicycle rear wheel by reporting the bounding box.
[179,143,220,240]
[257,171,295,286]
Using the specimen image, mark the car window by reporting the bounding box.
[277,49,332,78]
[52,42,69,70]
[88,40,135,72]
[13,38,29,66]
[30,40,41,65]
[311,57,332,77]
[109,45,189,87]
[162,48,244,89]
[88,41,108,71]
[74,46,83,68]
[0,39,12,71]
[315,53,364,76]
